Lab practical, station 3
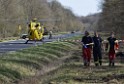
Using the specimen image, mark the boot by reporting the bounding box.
[112,60,115,66]
[112,62,115,66]
[84,63,87,66]
[95,63,99,66]
[87,62,90,66]
[99,61,102,66]
[109,61,112,66]
[84,60,87,66]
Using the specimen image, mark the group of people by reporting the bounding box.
[81,31,118,66]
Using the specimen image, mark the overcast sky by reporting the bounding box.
[57,0,101,16]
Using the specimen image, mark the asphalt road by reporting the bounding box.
[0,32,82,54]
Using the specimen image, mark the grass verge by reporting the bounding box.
[0,40,79,84]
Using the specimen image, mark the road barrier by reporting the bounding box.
[0,37,19,42]
[59,39,81,42]
[58,39,124,52]
[59,39,124,43]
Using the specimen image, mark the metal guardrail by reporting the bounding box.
[0,37,19,41]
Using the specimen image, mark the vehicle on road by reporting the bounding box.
[25,18,47,44]
[20,34,28,39]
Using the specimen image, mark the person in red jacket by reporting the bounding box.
[107,32,117,66]
[81,31,93,66]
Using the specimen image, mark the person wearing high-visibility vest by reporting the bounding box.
[92,31,103,66]
[81,31,93,66]
[107,32,118,66]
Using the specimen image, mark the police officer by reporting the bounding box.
[92,31,103,66]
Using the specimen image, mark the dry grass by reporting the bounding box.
[0,35,124,84]
[0,41,78,84]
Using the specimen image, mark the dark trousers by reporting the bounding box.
[93,47,102,66]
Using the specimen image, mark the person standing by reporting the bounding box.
[107,32,117,66]
[81,31,93,66]
[49,30,53,39]
[92,31,103,66]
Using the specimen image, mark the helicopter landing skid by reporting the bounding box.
[25,39,44,44]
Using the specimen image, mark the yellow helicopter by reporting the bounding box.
[25,18,47,44]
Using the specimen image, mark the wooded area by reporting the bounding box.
[98,0,124,37]
[0,0,84,38]
[80,13,100,31]
[1,0,124,38]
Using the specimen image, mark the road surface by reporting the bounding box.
[0,32,82,54]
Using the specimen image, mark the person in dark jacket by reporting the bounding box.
[81,31,93,66]
[92,31,103,66]
[107,32,117,66]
